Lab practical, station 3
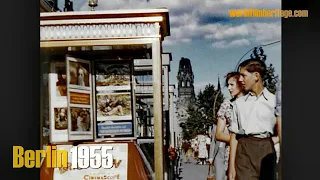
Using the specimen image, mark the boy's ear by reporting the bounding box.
[253,72,260,81]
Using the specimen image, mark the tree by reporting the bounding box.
[179,122,191,140]
[263,63,278,94]
[179,107,204,140]
[197,84,224,125]
[180,84,224,139]
[249,47,278,94]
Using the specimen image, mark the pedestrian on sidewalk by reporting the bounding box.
[228,59,280,180]
[196,131,208,165]
[205,133,211,162]
[193,142,199,162]
[187,141,193,163]
[182,139,191,163]
[209,71,246,180]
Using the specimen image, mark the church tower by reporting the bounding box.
[177,57,196,101]
[176,57,196,136]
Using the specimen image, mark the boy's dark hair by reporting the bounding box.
[238,59,267,78]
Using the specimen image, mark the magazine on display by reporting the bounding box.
[96,92,132,121]
[49,61,69,143]
[95,62,131,91]
[94,60,135,140]
[67,57,94,141]
[67,57,91,91]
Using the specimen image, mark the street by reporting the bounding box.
[175,149,281,180]
[176,153,211,180]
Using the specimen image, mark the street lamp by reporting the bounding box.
[88,0,98,11]
[212,90,221,123]
[234,40,281,71]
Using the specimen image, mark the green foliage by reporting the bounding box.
[180,84,224,139]
[249,47,278,94]
[179,48,278,139]
[197,84,224,125]
[263,63,278,94]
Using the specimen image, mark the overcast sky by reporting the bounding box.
[58,0,281,99]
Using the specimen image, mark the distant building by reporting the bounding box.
[175,57,196,139]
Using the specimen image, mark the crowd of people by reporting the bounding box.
[179,59,281,180]
[181,132,212,165]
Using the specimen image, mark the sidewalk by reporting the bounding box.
[176,151,281,180]
[176,153,210,180]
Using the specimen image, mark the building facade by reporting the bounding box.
[175,57,196,141]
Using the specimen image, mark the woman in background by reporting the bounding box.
[209,72,246,180]
[205,133,211,163]
[196,131,208,165]
[182,140,191,163]
[193,142,199,161]
[186,140,193,163]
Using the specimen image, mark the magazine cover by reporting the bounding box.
[95,62,131,91]
[67,57,94,141]
[49,62,69,143]
[67,57,91,91]
[96,92,132,121]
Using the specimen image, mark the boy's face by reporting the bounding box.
[239,67,258,92]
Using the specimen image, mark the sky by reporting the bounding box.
[57,0,281,99]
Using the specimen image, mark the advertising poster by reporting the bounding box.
[95,62,131,91]
[54,107,68,130]
[49,62,68,143]
[54,63,68,100]
[69,107,92,134]
[94,60,135,140]
[96,92,132,121]
[53,144,128,180]
[67,57,93,141]
[70,91,91,105]
[67,57,91,91]
[68,91,93,140]
[97,122,133,136]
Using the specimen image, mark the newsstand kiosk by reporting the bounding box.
[40,9,170,180]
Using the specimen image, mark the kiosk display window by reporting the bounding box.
[46,56,136,143]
